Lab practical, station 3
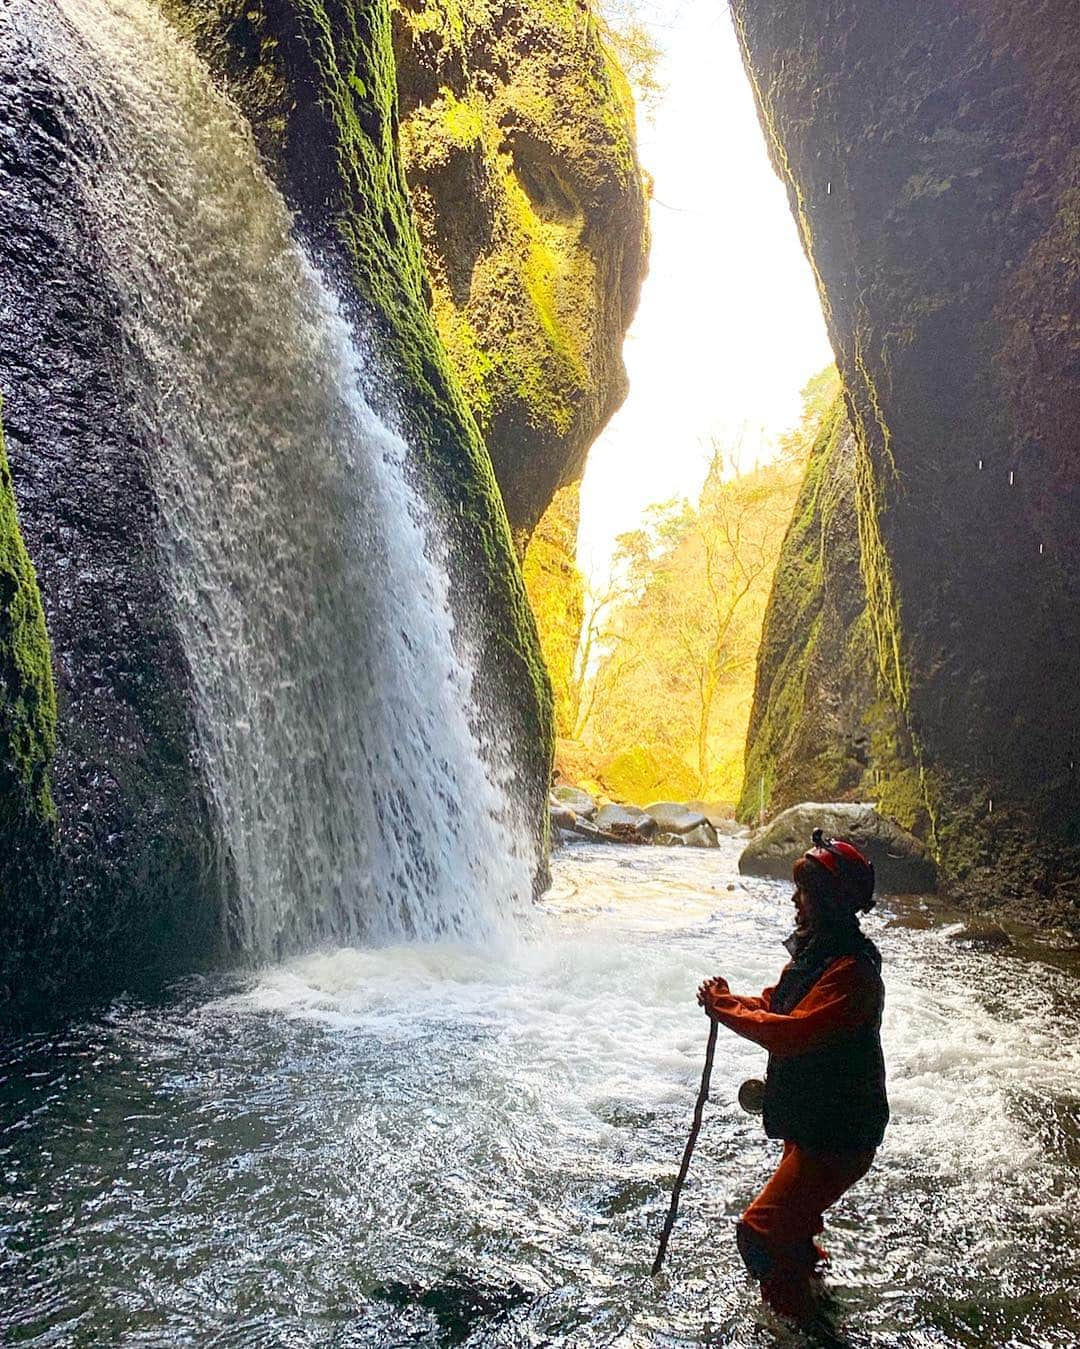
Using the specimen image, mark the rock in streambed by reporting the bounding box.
[739,801,936,894]
[594,804,658,840]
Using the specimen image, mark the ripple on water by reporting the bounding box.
[2,841,1079,1346]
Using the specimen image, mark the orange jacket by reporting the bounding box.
[702,956,881,1058]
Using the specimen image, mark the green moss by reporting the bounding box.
[739,400,844,819]
[440,89,484,147]
[0,400,60,1022]
[391,0,647,533]
[0,401,57,832]
[164,0,555,820]
[738,391,932,834]
[731,0,935,845]
[521,482,584,738]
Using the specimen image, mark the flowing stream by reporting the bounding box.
[30,0,533,956]
[2,840,1078,1347]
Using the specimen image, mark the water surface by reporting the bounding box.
[2,841,1078,1346]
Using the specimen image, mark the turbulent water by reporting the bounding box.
[31,0,533,956]
[2,841,1077,1347]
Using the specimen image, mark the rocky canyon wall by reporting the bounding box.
[0,0,644,1025]
[733,0,1080,924]
[0,21,224,1022]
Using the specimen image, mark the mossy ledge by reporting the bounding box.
[731,0,1080,929]
[163,0,554,837]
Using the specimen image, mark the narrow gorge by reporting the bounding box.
[2,4,1079,1345]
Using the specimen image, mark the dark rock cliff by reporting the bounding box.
[0,15,224,1025]
[4,0,625,1026]
[732,0,1080,925]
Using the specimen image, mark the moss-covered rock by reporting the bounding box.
[522,482,585,738]
[730,0,1080,929]
[0,402,59,1011]
[162,0,554,833]
[391,0,648,542]
[0,404,56,834]
[739,396,922,832]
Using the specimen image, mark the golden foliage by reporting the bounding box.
[578,367,840,804]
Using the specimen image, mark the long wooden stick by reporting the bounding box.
[651,1018,718,1275]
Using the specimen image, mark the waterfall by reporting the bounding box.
[33,0,535,956]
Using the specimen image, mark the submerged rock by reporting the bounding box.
[947,923,1014,950]
[595,804,658,839]
[739,802,936,894]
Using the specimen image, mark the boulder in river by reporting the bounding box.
[549,801,578,832]
[686,800,739,831]
[682,823,719,849]
[946,922,1013,950]
[739,802,936,894]
[644,802,709,835]
[552,786,598,820]
[594,804,658,840]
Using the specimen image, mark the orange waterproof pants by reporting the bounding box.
[736,1141,875,1321]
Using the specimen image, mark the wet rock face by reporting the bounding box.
[731,0,1080,910]
[163,0,555,851]
[0,14,224,1022]
[392,0,648,541]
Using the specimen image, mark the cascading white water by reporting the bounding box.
[35,0,535,955]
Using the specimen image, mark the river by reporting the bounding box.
[2,840,1077,1347]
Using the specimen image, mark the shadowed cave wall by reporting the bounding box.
[733,0,1080,925]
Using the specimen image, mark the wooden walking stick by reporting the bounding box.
[651,1018,718,1275]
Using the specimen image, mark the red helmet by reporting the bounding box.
[805,828,876,912]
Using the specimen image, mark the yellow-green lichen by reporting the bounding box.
[391,0,647,533]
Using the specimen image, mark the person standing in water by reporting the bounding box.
[697,831,888,1324]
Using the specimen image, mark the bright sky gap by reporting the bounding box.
[578,0,834,582]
